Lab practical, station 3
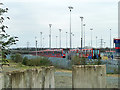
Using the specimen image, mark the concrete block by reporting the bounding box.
[72,65,107,88]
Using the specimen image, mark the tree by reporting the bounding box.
[0,3,18,62]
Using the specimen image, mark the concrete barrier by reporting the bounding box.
[0,66,55,89]
[0,73,4,90]
[72,65,107,88]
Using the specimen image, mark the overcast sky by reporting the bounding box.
[1,0,119,48]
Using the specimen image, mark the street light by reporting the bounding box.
[43,37,44,48]
[110,29,111,51]
[80,17,84,49]
[40,32,42,49]
[72,33,74,48]
[83,24,86,48]
[49,24,52,49]
[59,29,62,48]
[68,6,73,48]
[27,41,29,50]
[35,36,37,56]
[90,28,93,48]
[66,32,68,48]
[56,36,58,48]
[96,36,98,48]
[104,42,106,48]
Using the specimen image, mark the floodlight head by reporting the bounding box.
[90,28,93,30]
[49,24,52,27]
[80,17,84,19]
[83,24,86,26]
[40,32,42,34]
[59,29,62,32]
[68,6,73,10]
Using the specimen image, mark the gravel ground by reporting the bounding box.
[55,70,119,88]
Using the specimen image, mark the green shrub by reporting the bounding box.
[10,53,23,63]
[22,57,28,65]
[23,57,52,66]
[71,56,86,65]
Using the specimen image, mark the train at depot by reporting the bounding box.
[30,48,101,59]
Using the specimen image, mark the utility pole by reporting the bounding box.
[49,24,52,49]
[68,6,73,48]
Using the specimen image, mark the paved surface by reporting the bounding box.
[55,71,118,88]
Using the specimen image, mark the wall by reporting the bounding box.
[72,65,107,88]
[0,66,55,89]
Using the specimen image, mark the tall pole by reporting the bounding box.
[59,29,62,48]
[90,28,93,48]
[96,36,98,48]
[100,37,103,48]
[83,24,86,48]
[72,33,74,48]
[49,24,52,49]
[104,42,106,48]
[80,17,84,49]
[40,32,42,49]
[43,37,44,48]
[56,36,58,48]
[66,32,68,48]
[68,6,73,49]
[110,29,111,51]
[35,36,37,56]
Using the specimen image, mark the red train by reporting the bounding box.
[31,49,66,58]
[69,48,100,59]
[31,48,100,59]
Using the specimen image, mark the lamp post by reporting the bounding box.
[96,36,98,48]
[66,32,68,48]
[40,32,42,49]
[49,24,52,49]
[68,6,73,48]
[56,36,58,48]
[90,28,93,48]
[27,41,29,50]
[83,24,86,48]
[80,17,84,49]
[110,29,111,51]
[59,29,62,48]
[72,33,74,48]
[104,42,106,48]
[35,36,37,56]
[43,37,44,48]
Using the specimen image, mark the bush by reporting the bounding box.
[23,57,52,66]
[10,53,23,63]
[22,57,28,65]
[71,56,86,65]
